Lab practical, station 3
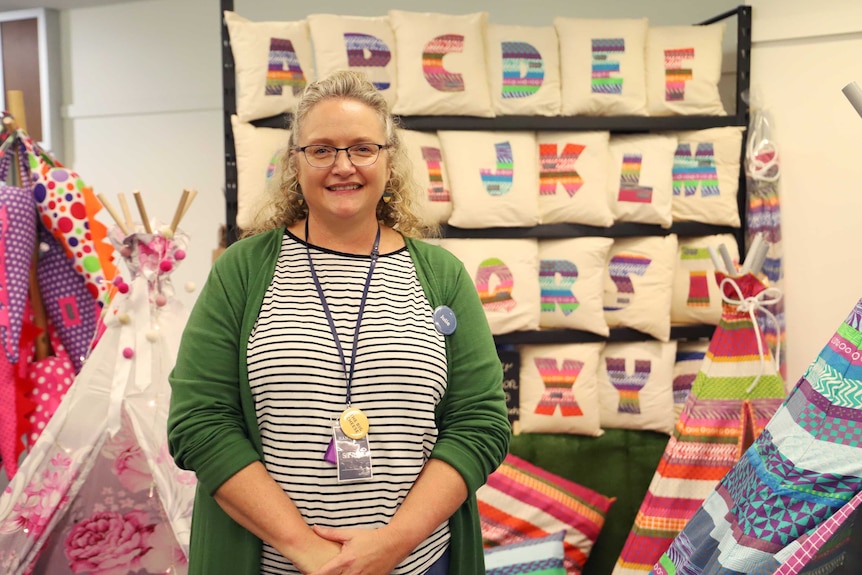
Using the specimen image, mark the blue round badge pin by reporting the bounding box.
[433,305,457,335]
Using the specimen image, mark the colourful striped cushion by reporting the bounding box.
[478,454,615,575]
[484,531,567,575]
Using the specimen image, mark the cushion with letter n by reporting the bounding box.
[607,134,678,228]
[485,24,562,116]
[438,131,539,228]
[538,237,612,337]
[518,343,605,437]
[646,23,727,116]
[604,234,678,342]
[307,13,398,108]
[388,10,494,117]
[554,17,649,116]
[597,340,677,434]
[397,129,453,225]
[478,454,614,575]
[671,234,739,326]
[224,11,315,122]
[439,238,540,335]
[671,126,745,227]
[537,131,613,227]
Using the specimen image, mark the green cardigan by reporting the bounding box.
[168,228,510,574]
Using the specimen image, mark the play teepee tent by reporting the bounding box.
[652,296,862,575]
[0,191,198,575]
[614,257,787,574]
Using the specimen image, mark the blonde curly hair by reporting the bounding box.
[241,70,436,239]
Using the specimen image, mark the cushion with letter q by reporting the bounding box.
[439,238,540,335]
[307,14,397,108]
[388,10,494,117]
[224,11,315,122]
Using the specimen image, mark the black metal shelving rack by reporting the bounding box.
[219,2,752,345]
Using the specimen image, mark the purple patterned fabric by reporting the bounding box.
[0,184,36,364]
[36,224,99,372]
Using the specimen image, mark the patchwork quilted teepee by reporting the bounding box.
[0,218,196,575]
[613,272,787,574]
[651,297,862,575]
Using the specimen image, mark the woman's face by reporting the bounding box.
[295,97,390,226]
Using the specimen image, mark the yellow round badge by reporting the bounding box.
[340,407,369,440]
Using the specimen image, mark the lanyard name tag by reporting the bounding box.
[330,425,373,483]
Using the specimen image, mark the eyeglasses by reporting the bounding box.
[296,143,388,168]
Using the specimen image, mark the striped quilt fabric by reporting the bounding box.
[650,297,862,575]
[614,273,786,574]
[478,454,614,575]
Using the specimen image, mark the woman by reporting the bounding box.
[168,70,510,575]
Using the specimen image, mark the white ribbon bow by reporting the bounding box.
[719,276,783,394]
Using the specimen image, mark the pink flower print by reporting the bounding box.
[140,523,188,573]
[112,444,152,493]
[63,510,155,575]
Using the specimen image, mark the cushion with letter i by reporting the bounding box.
[307,14,398,108]
[438,131,539,228]
[224,11,315,122]
[554,17,649,116]
[518,343,605,437]
[538,237,613,337]
[671,126,744,226]
[646,23,727,116]
[439,238,540,335]
[607,134,677,227]
[397,129,453,225]
[603,234,678,342]
[485,24,562,116]
[671,234,739,326]
[537,131,613,227]
[231,116,288,231]
[597,340,677,434]
[477,454,614,575]
[388,10,494,117]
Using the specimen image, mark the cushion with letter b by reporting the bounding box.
[307,13,398,108]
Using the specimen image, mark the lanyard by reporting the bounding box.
[305,218,381,407]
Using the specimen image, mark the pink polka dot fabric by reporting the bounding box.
[25,327,75,448]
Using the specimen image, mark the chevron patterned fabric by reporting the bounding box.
[649,297,862,575]
[613,272,787,574]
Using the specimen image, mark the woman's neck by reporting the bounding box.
[296,217,381,255]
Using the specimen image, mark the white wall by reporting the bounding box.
[748,0,862,381]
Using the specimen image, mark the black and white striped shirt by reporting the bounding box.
[248,230,450,574]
